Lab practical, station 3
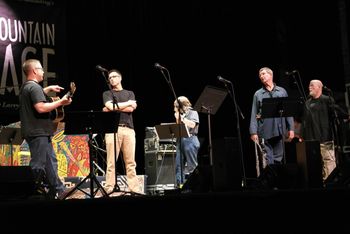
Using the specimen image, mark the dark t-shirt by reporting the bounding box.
[301,95,333,143]
[19,81,55,138]
[102,89,135,129]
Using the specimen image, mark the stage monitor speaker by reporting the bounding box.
[258,163,299,189]
[296,140,323,188]
[211,137,242,191]
[325,157,350,188]
[181,137,242,193]
[0,166,36,199]
[182,165,212,192]
[144,151,176,185]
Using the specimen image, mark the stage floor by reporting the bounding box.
[1,186,350,233]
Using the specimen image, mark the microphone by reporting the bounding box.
[154,63,167,70]
[96,65,108,73]
[217,76,232,84]
[323,86,332,92]
[285,70,298,76]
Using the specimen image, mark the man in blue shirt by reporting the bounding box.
[249,67,294,166]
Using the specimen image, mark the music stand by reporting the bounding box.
[193,85,227,165]
[261,97,303,164]
[62,111,120,199]
[155,123,190,185]
[0,127,22,166]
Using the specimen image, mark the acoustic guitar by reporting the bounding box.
[50,82,76,123]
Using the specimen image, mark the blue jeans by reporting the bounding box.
[26,136,65,195]
[176,136,200,184]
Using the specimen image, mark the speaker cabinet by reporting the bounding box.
[144,151,176,185]
[182,165,212,192]
[212,137,242,191]
[182,137,242,192]
[258,164,299,189]
[0,166,36,199]
[296,140,323,188]
[325,156,350,188]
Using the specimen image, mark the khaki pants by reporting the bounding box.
[105,127,139,193]
[320,141,336,181]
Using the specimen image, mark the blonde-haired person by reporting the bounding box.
[174,96,200,187]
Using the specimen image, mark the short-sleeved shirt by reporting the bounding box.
[19,81,55,138]
[103,89,135,129]
[301,95,333,143]
[184,108,199,135]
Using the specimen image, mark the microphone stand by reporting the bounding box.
[91,136,107,176]
[200,105,213,166]
[100,70,121,194]
[157,66,185,186]
[222,81,247,188]
[327,90,342,166]
[289,71,307,103]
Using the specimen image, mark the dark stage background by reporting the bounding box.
[4,0,350,178]
[64,0,350,177]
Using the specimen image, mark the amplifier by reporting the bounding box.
[144,137,159,152]
[159,143,176,152]
[144,151,176,185]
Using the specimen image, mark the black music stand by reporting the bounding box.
[194,85,227,165]
[261,97,303,164]
[155,123,190,185]
[62,111,120,199]
[155,123,190,140]
[0,127,22,166]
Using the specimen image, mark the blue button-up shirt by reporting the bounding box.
[249,85,294,139]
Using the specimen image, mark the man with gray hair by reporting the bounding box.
[249,67,295,167]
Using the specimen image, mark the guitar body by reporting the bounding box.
[50,96,65,123]
[48,82,76,123]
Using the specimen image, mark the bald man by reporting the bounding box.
[301,79,336,181]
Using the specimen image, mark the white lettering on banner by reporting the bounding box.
[0,44,56,95]
[0,0,65,116]
[0,17,55,46]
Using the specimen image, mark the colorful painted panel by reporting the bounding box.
[0,122,90,177]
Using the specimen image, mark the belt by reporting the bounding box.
[118,124,128,128]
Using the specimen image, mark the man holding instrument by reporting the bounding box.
[19,59,72,199]
[174,96,200,187]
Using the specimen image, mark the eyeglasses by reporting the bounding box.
[35,67,44,71]
[109,75,120,79]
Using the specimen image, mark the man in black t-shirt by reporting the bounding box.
[19,59,72,198]
[300,80,347,181]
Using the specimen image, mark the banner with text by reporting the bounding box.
[0,0,68,125]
